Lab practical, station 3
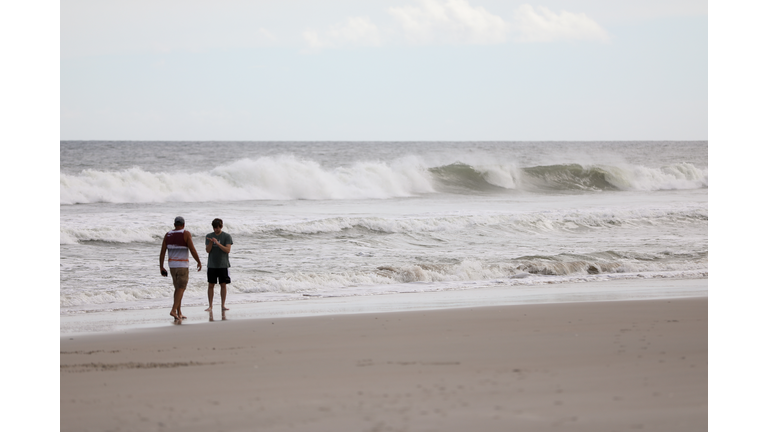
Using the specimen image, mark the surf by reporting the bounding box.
[60,155,708,205]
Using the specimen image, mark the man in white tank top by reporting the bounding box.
[159,216,202,321]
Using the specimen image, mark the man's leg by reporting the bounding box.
[170,287,180,319]
[169,268,185,319]
[205,283,215,311]
[172,287,185,319]
[221,284,229,310]
[177,288,187,319]
[174,268,190,319]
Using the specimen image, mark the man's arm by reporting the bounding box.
[184,231,203,271]
[159,236,168,276]
[209,236,232,254]
[206,237,213,254]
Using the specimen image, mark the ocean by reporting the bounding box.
[60,141,708,319]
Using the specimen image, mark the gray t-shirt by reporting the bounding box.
[205,232,233,268]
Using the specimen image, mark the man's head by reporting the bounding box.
[212,218,223,234]
[174,216,185,228]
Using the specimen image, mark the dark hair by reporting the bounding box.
[212,218,223,228]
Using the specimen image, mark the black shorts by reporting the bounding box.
[207,268,231,284]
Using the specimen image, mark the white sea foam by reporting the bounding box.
[60,231,79,245]
[60,206,708,244]
[60,257,708,309]
[60,155,436,204]
[475,163,521,188]
[60,155,707,205]
[601,162,708,191]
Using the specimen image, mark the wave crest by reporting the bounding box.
[522,162,707,191]
[60,155,435,204]
[60,155,707,205]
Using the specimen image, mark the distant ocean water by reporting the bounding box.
[60,141,707,315]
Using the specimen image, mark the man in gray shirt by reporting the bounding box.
[205,218,233,311]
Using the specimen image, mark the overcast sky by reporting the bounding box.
[60,0,707,141]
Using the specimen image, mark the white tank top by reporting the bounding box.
[165,229,190,268]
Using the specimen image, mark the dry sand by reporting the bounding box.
[61,297,707,432]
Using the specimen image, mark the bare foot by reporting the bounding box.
[222,306,230,311]
[170,311,179,319]
[204,307,212,312]
[179,314,187,320]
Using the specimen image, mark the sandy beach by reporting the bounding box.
[61,296,707,431]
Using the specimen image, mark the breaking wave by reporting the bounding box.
[60,155,708,205]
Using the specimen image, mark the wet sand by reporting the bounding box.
[60,297,707,432]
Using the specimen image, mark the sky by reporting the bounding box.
[60,0,708,141]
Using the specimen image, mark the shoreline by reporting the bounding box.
[61,277,707,335]
[61,296,707,432]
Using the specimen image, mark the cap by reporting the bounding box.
[174,216,185,226]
